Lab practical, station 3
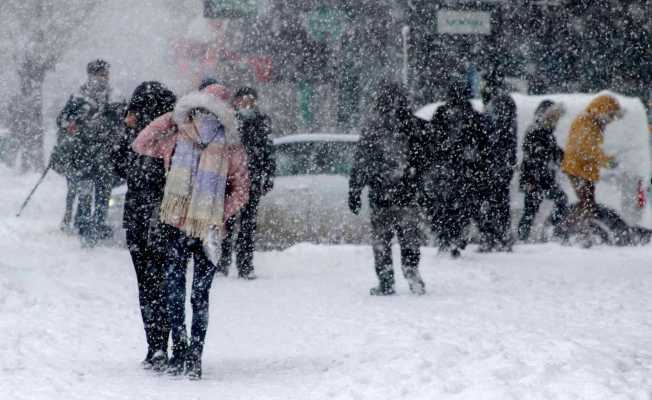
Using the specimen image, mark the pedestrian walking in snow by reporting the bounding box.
[349,80,426,296]
[133,83,250,380]
[479,71,518,252]
[217,87,275,280]
[517,100,569,242]
[51,59,117,246]
[424,79,488,258]
[112,81,176,371]
[561,94,623,247]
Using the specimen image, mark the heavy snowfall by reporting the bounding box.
[1,0,651,399]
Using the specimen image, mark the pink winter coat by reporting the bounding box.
[132,86,250,222]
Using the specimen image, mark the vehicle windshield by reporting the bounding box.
[275,141,356,176]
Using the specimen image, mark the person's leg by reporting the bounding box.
[76,179,95,245]
[62,178,76,229]
[93,175,113,238]
[235,195,260,278]
[218,214,237,275]
[396,207,424,294]
[163,225,190,374]
[147,223,170,358]
[546,182,570,237]
[126,224,160,367]
[370,207,396,295]
[496,180,514,249]
[186,239,219,379]
[569,176,595,245]
[517,190,543,241]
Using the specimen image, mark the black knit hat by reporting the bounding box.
[534,99,555,117]
[87,59,110,75]
[233,86,258,100]
[198,77,220,91]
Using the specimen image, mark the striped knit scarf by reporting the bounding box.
[159,113,229,242]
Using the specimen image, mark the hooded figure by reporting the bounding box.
[218,86,276,280]
[112,81,176,372]
[479,72,518,252]
[561,94,622,247]
[348,81,426,296]
[132,84,250,380]
[425,79,488,257]
[517,100,568,241]
[52,59,115,246]
[561,95,622,182]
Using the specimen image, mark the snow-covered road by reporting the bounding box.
[2,167,652,400]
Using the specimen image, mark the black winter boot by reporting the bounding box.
[166,339,188,376]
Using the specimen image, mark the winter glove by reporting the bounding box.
[348,190,362,215]
[605,158,618,169]
[262,178,274,195]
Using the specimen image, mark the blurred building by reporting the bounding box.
[192,0,650,133]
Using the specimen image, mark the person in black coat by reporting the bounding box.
[517,100,568,241]
[112,81,176,371]
[218,87,275,280]
[348,80,426,296]
[52,59,117,245]
[424,79,489,258]
[479,72,518,252]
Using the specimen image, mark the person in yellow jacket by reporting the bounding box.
[561,94,624,244]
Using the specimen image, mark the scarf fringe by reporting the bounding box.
[161,194,224,242]
[159,194,190,227]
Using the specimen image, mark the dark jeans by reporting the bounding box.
[518,183,569,240]
[164,225,218,360]
[126,223,169,355]
[220,195,260,276]
[77,176,112,239]
[370,206,421,289]
[480,178,513,249]
[63,178,80,226]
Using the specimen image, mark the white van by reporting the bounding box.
[415,92,652,232]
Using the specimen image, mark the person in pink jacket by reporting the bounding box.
[132,83,249,380]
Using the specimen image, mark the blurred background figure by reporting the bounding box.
[218,86,275,280]
[561,94,623,247]
[517,100,568,242]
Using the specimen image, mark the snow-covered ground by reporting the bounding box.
[2,165,652,400]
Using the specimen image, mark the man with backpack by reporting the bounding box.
[348,81,426,296]
[51,59,116,246]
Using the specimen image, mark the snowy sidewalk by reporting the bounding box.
[2,167,652,400]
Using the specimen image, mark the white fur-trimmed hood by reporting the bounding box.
[172,91,240,144]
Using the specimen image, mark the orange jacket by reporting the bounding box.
[561,95,620,182]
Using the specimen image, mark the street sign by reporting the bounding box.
[204,0,257,18]
[437,10,492,35]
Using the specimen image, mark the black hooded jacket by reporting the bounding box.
[483,90,518,185]
[349,82,426,209]
[112,81,176,229]
[237,109,276,199]
[426,96,489,199]
[519,122,564,192]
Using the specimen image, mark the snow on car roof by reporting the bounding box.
[273,133,359,145]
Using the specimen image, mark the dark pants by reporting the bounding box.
[220,194,260,276]
[370,206,421,290]
[568,176,597,238]
[518,183,569,241]
[480,177,513,249]
[77,176,112,240]
[63,177,80,227]
[126,223,169,355]
[430,179,480,252]
[164,225,218,360]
